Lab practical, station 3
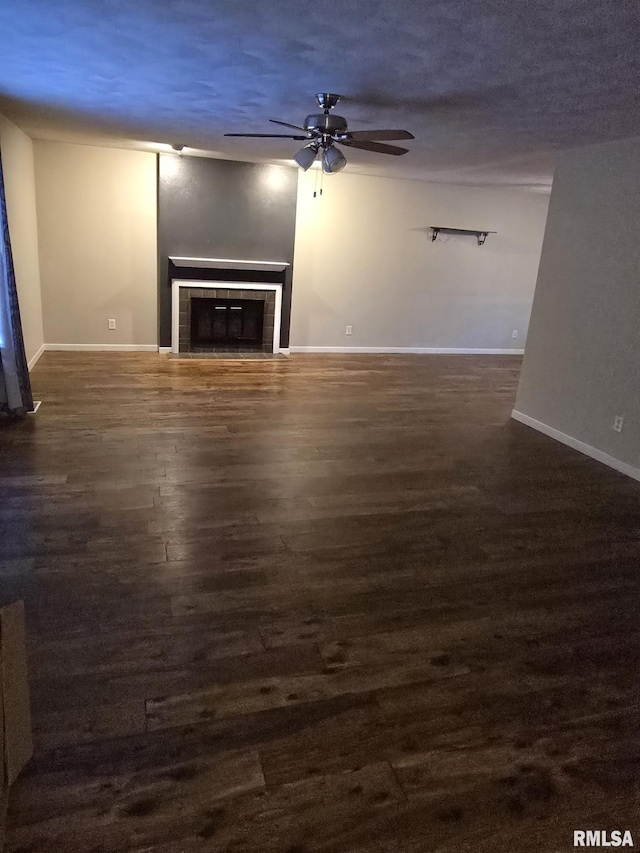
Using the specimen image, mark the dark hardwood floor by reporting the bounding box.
[1,352,639,852]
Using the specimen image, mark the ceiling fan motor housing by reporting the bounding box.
[304,113,348,135]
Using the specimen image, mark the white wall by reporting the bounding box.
[0,113,44,367]
[290,170,550,352]
[514,137,640,481]
[34,141,158,348]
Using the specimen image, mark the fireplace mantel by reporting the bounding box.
[169,256,290,272]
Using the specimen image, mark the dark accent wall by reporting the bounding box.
[157,156,298,348]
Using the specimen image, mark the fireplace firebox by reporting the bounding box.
[190,297,264,349]
[177,285,278,353]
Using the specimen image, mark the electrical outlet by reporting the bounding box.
[345,325,353,336]
[512,329,519,339]
[108,319,116,330]
[613,415,624,433]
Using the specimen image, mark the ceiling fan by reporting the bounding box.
[224,93,414,173]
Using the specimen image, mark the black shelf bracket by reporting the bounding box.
[430,227,496,246]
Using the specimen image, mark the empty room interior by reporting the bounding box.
[0,1,639,851]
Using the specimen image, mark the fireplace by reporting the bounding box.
[191,298,265,349]
[174,284,280,353]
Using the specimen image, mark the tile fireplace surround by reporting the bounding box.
[171,281,284,354]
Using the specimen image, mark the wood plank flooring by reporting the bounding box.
[1,352,639,852]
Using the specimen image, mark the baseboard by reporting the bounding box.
[511,410,640,483]
[45,344,158,352]
[289,346,525,355]
[39,344,523,356]
[27,344,46,371]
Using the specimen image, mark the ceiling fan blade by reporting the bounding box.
[269,119,307,131]
[340,139,410,156]
[345,130,415,141]
[224,133,308,139]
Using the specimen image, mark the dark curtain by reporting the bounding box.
[0,147,33,417]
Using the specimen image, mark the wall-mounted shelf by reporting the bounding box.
[430,227,496,246]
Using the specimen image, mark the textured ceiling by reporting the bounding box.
[1,0,640,188]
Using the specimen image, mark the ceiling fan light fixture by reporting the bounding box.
[322,144,347,174]
[294,142,319,171]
